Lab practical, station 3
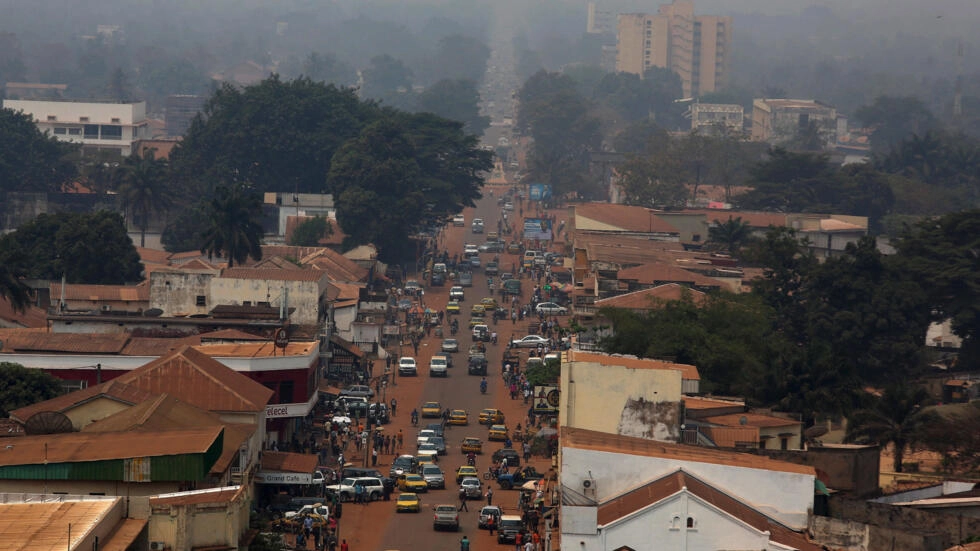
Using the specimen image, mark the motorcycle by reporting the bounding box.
[467,454,477,466]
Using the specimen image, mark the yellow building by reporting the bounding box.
[559,350,700,443]
[615,0,732,97]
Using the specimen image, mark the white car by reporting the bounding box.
[461,476,483,499]
[510,335,548,348]
[535,302,568,315]
[453,215,465,227]
[450,286,465,301]
[399,357,418,376]
[429,356,449,377]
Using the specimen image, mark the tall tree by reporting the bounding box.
[416,79,490,135]
[855,96,939,154]
[845,386,938,473]
[360,54,415,110]
[301,52,357,87]
[0,362,63,417]
[0,263,30,313]
[200,183,264,267]
[0,108,78,193]
[708,216,753,254]
[116,151,172,247]
[289,216,333,247]
[616,152,687,208]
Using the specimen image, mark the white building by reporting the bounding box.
[690,103,744,135]
[560,428,819,551]
[2,98,150,156]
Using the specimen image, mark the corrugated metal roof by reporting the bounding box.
[594,284,707,310]
[700,425,760,448]
[562,427,814,475]
[49,281,150,302]
[198,329,270,341]
[99,518,148,551]
[9,379,154,423]
[119,335,202,356]
[0,332,130,354]
[616,263,722,288]
[261,451,318,473]
[136,247,173,265]
[151,485,244,507]
[704,412,801,428]
[0,298,48,328]
[0,426,222,466]
[0,500,118,550]
[574,203,681,234]
[683,396,745,410]
[568,350,700,381]
[300,248,369,283]
[114,346,274,413]
[194,341,314,358]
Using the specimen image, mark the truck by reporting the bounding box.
[495,467,545,490]
[468,353,488,376]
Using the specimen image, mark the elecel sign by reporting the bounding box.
[266,405,291,417]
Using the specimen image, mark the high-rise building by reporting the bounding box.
[165,94,207,137]
[2,98,149,156]
[616,0,732,98]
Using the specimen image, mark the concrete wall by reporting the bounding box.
[561,360,682,442]
[759,445,881,497]
[562,446,814,529]
[0,479,181,499]
[829,496,980,550]
[210,277,324,325]
[64,396,133,430]
[149,488,252,551]
[656,213,708,243]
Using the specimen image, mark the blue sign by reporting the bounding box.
[529,183,552,201]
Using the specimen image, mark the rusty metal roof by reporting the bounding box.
[99,518,148,551]
[9,379,155,423]
[198,329,270,341]
[0,426,222,466]
[616,263,722,288]
[594,283,707,310]
[574,203,681,234]
[150,486,245,507]
[114,346,274,413]
[597,470,821,550]
[0,331,130,354]
[261,451,318,473]
[567,350,700,381]
[48,281,149,302]
[0,298,48,328]
[300,248,369,283]
[119,335,202,356]
[704,412,801,429]
[562,427,814,475]
[194,341,315,358]
[0,499,119,550]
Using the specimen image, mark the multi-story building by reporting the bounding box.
[750,98,841,148]
[690,102,744,134]
[165,94,206,137]
[616,0,732,97]
[2,98,149,156]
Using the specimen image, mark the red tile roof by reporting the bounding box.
[220,267,329,283]
[198,329,270,341]
[0,298,48,328]
[261,451,319,473]
[135,247,173,265]
[563,427,814,475]
[574,203,681,234]
[113,346,274,413]
[567,350,700,380]
[301,249,370,283]
[689,210,788,229]
[9,379,155,423]
[616,263,722,288]
[597,470,821,550]
[594,284,707,310]
[0,332,130,354]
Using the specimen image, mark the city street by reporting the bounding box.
[329,184,558,551]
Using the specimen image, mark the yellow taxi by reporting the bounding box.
[421,401,442,418]
[448,410,469,426]
[461,437,483,454]
[455,465,479,484]
[397,474,429,493]
[471,304,486,316]
[479,408,505,425]
[469,316,487,328]
[417,450,439,465]
[488,424,508,442]
[480,297,498,311]
[446,300,461,314]
[395,492,421,513]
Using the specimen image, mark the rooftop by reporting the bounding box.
[567,350,700,381]
[574,203,681,234]
[151,485,244,507]
[0,426,222,466]
[616,263,723,289]
[219,267,329,283]
[703,412,801,429]
[10,379,154,423]
[49,282,150,302]
[597,470,820,550]
[261,451,319,474]
[594,283,707,310]
[563,427,814,476]
[687,210,788,229]
[0,298,48,328]
[0,496,121,551]
[683,396,746,410]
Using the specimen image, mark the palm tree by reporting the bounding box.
[845,386,938,473]
[117,151,172,247]
[200,183,264,267]
[707,216,753,254]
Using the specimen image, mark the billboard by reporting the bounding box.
[533,385,560,414]
[523,218,553,241]
[529,183,552,201]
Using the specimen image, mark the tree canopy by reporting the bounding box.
[200,183,265,268]
[0,107,78,194]
[0,362,63,418]
[0,211,142,284]
[416,79,490,136]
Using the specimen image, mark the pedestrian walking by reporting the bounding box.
[524,538,534,551]
[372,447,378,466]
[460,536,470,551]
[523,441,531,463]
[488,514,496,535]
[340,539,349,551]
[532,531,541,551]
[514,531,523,551]
[486,487,494,506]
[458,487,469,511]
[397,430,404,449]
[390,398,397,416]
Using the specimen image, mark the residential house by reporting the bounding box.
[690,102,745,135]
[560,350,700,444]
[560,427,819,550]
[616,263,725,292]
[49,281,150,314]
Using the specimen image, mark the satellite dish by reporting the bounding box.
[24,411,74,435]
[143,308,163,317]
[804,425,829,439]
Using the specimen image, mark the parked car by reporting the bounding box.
[535,302,568,315]
[325,477,384,502]
[340,385,375,399]
[510,335,548,348]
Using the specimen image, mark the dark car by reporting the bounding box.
[431,272,445,286]
[491,448,521,467]
[468,354,488,376]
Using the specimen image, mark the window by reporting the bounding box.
[669,515,682,530]
[53,128,67,135]
[100,125,122,140]
[84,125,99,139]
[686,516,696,529]
[47,115,57,121]
[195,295,206,306]
[68,128,81,135]
[80,116,89,122]
[692,234,701,242]
[781,437,789,450]
[111,117,121,123]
